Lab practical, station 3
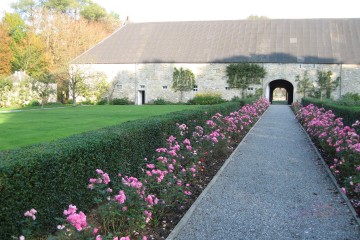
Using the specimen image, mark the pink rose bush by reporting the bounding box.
[24,209,37,221]
[20,99,269,239]
[295,103,360,210]
[63,205,87,231]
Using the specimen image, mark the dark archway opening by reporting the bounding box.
[269,80,294,105]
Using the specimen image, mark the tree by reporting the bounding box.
[92,75,110,102]
[44,0,78,14]
[316,70,339,99]
[11,0,38,21]
[32,8,118,102]
[172,67,195,102]
[9,0,120,103]
[31,72,56,108]
[295,70,313,98]
[17,76,34,105]
[3,12,27,44]
[226,63,266,99]
[82,71,109,102]
[68,66,88,106]
[0,77,13,107]
[0,23,13,76]
[11,32,50,77]
[80,2,107,21]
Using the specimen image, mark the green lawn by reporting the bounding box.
[0,105,200,151]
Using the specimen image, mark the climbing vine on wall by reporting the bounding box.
[226,63,266,99]
[172,67,195,102]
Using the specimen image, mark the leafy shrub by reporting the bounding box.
[110,98,133,105]
[231,96,257,106]
[336,93,360,106]
[255,88,263,98]
[188,92,226,105]
[151,98,170,105]
[231,96,241,102]
[302,97,360,126]
[81,99,95,105]
[97,99,108,105]
[0,101,244,238]
[28,100,40,107]
[67,99,74,105]
[46,102,62,106]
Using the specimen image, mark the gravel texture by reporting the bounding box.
[167,105,360,240]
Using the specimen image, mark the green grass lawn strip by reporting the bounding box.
[0,105,200,150]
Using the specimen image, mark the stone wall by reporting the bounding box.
[262,63,342,101]
[71,62,359,104]
[341,64,360,97]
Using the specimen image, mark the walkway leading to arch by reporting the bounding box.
[167,105,360,240]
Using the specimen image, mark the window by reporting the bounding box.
[248,87,254,91]
[116,84,122,89]
[225,86,231,90]
[162,86,168,90]
[193,85,198,92]
[140,85,145,89]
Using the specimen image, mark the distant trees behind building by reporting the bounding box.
[0,0,121,105]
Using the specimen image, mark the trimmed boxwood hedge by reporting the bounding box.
[0,102,244,238]
[302,98,360,126]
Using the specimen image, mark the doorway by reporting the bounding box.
[268,80,294,105]
[138,90,145,105]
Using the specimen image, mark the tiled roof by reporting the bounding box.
[72,18,360,64]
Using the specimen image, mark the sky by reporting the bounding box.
[0,0,359,23]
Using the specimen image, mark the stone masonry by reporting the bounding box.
[72,63,360,104]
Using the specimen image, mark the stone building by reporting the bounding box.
[71,18,360,104]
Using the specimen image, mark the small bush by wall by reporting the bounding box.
[27,100,41,107]
[187,92,226,105]
[302,98,360,126]
[110,98,134,105]
[97,98,108,105]
[336,93,360,106]
[0,102,243,239]
[149,98,172,105]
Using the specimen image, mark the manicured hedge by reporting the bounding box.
[302,98,360,126]
[0,102,243,239]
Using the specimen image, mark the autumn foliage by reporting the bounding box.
[0,0,120,102]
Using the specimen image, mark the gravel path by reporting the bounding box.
[167,105,360,240]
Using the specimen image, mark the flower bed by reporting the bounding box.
[18,99,270,240]
[294,103,360,214]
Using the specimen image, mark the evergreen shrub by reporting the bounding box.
[0,101,243,238]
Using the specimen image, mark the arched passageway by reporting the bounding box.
[268,80,294,105]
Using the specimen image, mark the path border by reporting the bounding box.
[166,107,270,239]
[295,109,360,227]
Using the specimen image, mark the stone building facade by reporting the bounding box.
[72,62,360,104]
[72,19,360,104]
